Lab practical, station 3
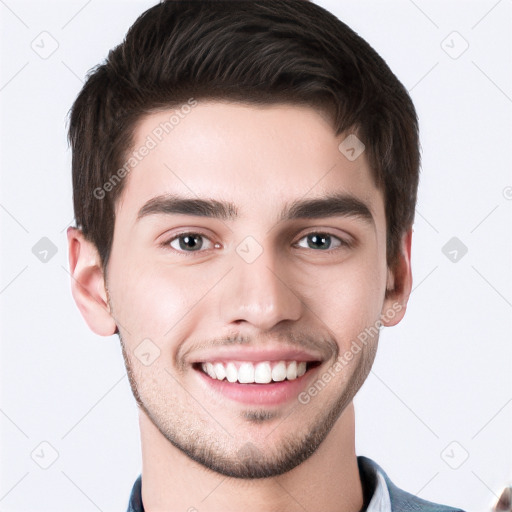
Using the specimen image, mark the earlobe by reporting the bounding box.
[381,228,413,327]
[66,227,118,336]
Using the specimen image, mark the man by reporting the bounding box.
[66,1,466,510]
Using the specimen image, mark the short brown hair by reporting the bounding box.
[68,0,420,272]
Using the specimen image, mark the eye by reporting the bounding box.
[294,231,351,251]
[163,232,216,253]
[161,230,352,255]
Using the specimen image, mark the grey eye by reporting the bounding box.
[168,233,214,252]
[295,232,345,251]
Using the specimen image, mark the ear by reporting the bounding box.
[381,227,413,327]
[66,227,117,336]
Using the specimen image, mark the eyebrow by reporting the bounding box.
[136,192,375,226]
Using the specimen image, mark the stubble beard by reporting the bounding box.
[118,332,378,479]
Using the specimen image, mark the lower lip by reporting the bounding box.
[195,365,319,406]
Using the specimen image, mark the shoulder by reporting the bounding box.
[357,456,467,512]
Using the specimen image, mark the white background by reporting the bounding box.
[0,1,511,511]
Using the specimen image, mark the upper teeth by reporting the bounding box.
[201,361,308,383]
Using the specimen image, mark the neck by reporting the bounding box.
[139,403,364,512]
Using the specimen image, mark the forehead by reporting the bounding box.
[116,101,383,226]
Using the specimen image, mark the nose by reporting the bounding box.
[219,238,303,331]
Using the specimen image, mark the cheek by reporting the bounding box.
[108,254,217,343]
[294,252,386,345]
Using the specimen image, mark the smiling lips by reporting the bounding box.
[193,349,324,405]
[201,360,310,384]
[191,346,324,406]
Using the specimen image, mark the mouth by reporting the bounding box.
[194,360,322,384]
[192,358,323,406]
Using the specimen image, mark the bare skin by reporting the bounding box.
[68,101,412,512]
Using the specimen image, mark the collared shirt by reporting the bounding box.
[366,464,392,511]
[126,455,465,512]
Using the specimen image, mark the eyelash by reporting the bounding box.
[160,230,353,256]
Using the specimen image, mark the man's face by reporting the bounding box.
[104,101,400,478]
